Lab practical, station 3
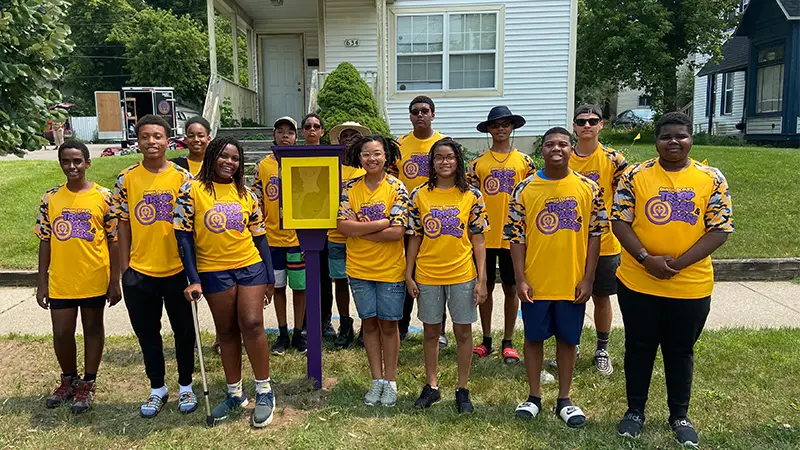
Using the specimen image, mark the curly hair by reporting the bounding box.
[196,136,247,198]
[426,137,469,192]
[344,135,401,171]
[655,111,693,137]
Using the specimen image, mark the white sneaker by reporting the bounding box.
[364,380,384,406]
[540,370,555,384]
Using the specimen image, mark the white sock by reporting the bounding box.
[255,379,272,395]
[227,380,243,398]
[430,385,439,390]
[151,386,168,399]
[388,381,397,390]
[179,383,193,394]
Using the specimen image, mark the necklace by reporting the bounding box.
[488,148,513,164]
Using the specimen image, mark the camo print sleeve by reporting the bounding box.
[522,153,537,177]
[100,187,118,242]
[588,183,609,237]
[247,188,267,236]
[468,187,489,235]
[337,178,357,220]
[611,164,638,223]
[407,187,423,235]
[173,181,195,233]
[388,177,410,228]
[34,188,58,241]
[387,163,400,178]
[704,168,734,233]
[110,167,132,221]
[466,156,480,188]
[251,162,265,211]
[609,149,629,190]
[503,179,530,244]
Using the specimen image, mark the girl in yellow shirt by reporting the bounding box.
[337,135,408,408]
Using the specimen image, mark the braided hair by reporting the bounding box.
[196,136,247,199]
[344,135,401,171]
[426,137,469,192]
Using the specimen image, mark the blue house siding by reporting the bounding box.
[787,22,800,135]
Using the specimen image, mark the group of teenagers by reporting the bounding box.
[35,94,733,447]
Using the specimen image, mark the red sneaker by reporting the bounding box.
[46,374,78,408]
[71,379,95,414]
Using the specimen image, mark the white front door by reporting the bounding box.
[262,35,304,126]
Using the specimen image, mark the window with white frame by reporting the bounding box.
[721,72,734,115]
[756,45,784,114]
[396,12,498,92]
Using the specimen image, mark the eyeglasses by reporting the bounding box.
[303,123,322,130]
[410,108,431,116]
[574,118,601,126]
[488,121,513,129]
[433,155,457,163]
[359,151,384,159]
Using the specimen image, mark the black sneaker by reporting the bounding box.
[357,327,364,347]
[292,329,308,354]
[399,330,408,342]
[414,384,441,409]
[618,409,645,438]
[670,417,699,448]
[271,333,290,355]
[322,320,336,339]
[334,317,354,349]
[455,388,473,414]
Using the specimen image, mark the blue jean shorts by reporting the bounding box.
[521,300,586,345]
[348,277,405,321]
[199,262,270,294]
[327,240,347,280]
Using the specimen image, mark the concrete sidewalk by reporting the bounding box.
[1,281,799,336]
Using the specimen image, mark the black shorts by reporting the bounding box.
[486,248,516,286]
[49,295,107,310]
[592,254,621,297]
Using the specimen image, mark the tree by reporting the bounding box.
[316,62,390,139]
[577,0,740,111]
[0,0,74,155]
[108,6,208,106]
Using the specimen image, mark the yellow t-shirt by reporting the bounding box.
[409,185,489,285]
[395,130,444,192]
[34,183,117,299]
[252,156,300,247]
[612,158,734,298]
[187,159,203,177]
[328,165,367,244]
[111,162,193,277]
[173,180,265,272]
[338,175,409,282]
[568,144,628,256]
[466,149,537,249]
[504,171,608,300]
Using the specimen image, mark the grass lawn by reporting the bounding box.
[0,328,798,449]
[0,144,798,269]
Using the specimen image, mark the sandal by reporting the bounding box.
[503,347,521,364]
[472,344,492,358]
[555,403,586,428]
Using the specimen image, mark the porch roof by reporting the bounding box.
[219,0,319,22]
[697,37,749,77]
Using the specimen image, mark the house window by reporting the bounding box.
[396,12,498,92]
[756,45,784,114]
[638,96,651,107]
[721,72,734,115]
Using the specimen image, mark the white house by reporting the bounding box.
[692,36,748,136]
[205,0,578,148]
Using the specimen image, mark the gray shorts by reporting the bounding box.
[417,279,478,325]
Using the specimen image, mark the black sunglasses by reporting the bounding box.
[410,108,431,116]
[574,118,601,126]
[303,123,322,130]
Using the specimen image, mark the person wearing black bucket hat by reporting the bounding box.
[467,106,541,371]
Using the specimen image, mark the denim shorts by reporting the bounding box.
[348,277,405,321]
[327,241,347,280]
[417,279,478,325]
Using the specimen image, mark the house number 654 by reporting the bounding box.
[344,39,360,47]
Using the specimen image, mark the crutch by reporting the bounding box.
[190,291,215,427]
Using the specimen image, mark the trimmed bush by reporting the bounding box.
[316,62,391,140]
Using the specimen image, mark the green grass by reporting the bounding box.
[1,145,798,269]
[1,328,798,449]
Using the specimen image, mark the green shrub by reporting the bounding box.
[316,62,390,141]
[599,124,657,146]
[692,132,748,147]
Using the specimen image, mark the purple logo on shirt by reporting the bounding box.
[484,168,516,195]
[204,202,245,234]
[53,208,95,242]
[535,198,582,235]
[645,189,699,226]
[402,154,429,179]
[581,170,600,183]
[423,207,463,239]
[266,176,280,201]
[357,203,387,222]
[134,191,174,225]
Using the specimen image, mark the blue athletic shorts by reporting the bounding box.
[521,300,586,345]
[199,262,269,294]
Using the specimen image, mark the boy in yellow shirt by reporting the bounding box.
[612,112,733,447]
[111,115,197,418]
[569,104,628,375]
[506,127,607,428]
[35,141,120,414]
[406,138,489,413]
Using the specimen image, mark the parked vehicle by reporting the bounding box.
[612,108,654,129]
[176,106,201,136]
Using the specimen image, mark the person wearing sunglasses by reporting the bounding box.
[567,104,628,377]
[395,96,449,347]
[300,113,325,146]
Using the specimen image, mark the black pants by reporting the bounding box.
[320,241,334,323]
[400,235,446,333]
[122,268,195,388]
[617,279,710,420]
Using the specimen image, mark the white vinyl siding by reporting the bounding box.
[692,54,745,136]
[323,0,378,73]
[747,117,783,134]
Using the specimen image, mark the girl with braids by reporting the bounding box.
[406,138,489,413]
[337,135,409,407]
[173,136,277,428]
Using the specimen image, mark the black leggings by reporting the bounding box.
[122,268,195,388]
[617,280,710,420]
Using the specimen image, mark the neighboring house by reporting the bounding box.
[204,0,578,146]
[613,87,651,118]
[693,0,799,143]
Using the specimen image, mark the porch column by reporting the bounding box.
[207,0,217,75]
[232,11,239,83]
